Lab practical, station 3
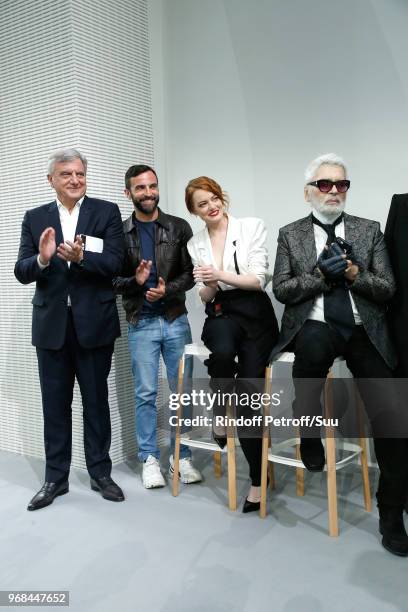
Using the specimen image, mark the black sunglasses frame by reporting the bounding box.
[307,179,351,193]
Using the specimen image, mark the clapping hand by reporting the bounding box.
[57,234,84,263]
[39,227,57,265]
[135,259,152,285]
[146,277,166,302]
[317,243,347,281]
[193,265,219,287]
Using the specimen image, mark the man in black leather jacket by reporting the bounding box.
[114,164,202,489]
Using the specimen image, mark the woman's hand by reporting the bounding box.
[193,265,220,284]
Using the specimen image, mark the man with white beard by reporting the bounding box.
[271,153,408,556]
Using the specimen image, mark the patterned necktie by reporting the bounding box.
[312,214,355,341]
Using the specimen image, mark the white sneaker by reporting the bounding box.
[142,455,166,489]
[169,455,202,484]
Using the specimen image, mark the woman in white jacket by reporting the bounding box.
[185,176,279,512]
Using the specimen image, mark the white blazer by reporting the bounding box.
[187,214,270,292]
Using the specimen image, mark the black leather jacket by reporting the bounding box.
[113,208,194,324]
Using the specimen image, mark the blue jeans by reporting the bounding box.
[128,313,192,461]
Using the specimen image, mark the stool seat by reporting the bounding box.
[272,351,345,364]
[183,343,211,358]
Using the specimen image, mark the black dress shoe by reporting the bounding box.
[300,438,325,472]
[242,498,260,513]
[27,481,69,511]
[379,505,408,557]
[90,476,125,502]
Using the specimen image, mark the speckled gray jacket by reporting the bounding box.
[271,213,396,369]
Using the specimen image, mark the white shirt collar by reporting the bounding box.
[56,196,84,211]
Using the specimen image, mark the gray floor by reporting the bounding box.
[0,449,407,612]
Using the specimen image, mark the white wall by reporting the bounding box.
[149,0,408,338]
[0,0,155,465]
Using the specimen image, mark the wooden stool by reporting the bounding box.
[260,352,372,536]
[172,343,238,511]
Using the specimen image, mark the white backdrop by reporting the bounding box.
[148,0,408,339]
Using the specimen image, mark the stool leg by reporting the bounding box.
[260,433,269,518]
[295,439,305,496]
[295,427,305,496]
[172,357,184,497]
[359,436,372,512]
[356,387,372,512]
[268,462,275,491]
[260,366,273,518]
[214,452,222,478]
[226,400,237,511]
[325,372,338,537]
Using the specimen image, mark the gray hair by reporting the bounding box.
[304,153,347,184]
[47,148,88,175]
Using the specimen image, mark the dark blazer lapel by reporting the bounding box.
[47,201,64,246]
[344,213,364,262]
[298,214,317,270]
[74,195,93,237]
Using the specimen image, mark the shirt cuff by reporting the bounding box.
[37,255,50,270]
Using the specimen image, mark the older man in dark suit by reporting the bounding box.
[272,153,408,556]
[15,148,125,510]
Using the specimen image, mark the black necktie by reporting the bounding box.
[312,213,343,245]
[312,214,355,341]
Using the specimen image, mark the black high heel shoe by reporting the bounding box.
[242,498,260,513]
[242,477,270,513]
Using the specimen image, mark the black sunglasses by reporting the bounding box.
[308,179,351,193]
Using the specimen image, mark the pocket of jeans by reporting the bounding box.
[134,321,146,332]
[174,315,192,343]
[128,319,148,333]
[173,314,190,330]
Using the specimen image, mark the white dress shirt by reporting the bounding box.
[308,211,361,324]
[56,197,83,262]
[37,197,84,305]
[187,214,270,293]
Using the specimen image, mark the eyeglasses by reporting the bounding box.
[307,179,350,193]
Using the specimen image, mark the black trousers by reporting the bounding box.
[293,320,408,508]
[36,309,114,482]
[202,315,275,486]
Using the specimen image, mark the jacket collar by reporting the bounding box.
[343,212,363,259]
[202,213,240,270]
[297,211,358,269]
[46,195,92,266]
[222,214,240,271]
[124,207,170,233]
[298,214,317,268]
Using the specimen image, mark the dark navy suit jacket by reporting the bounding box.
[14,195,124,350]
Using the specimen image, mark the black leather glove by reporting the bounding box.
[328,240,365,273]
[326,241,347,260]
[317,243,347,281]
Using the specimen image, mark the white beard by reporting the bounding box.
[310,197,345,220]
